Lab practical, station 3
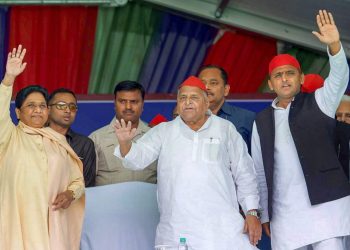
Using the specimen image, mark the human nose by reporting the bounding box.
[185,97,193,105]
[125,101,131,109]
[281,72,288,82]
[33,105,44,113]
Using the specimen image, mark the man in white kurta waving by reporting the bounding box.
[252,10,350,250]
[114,76,261,249]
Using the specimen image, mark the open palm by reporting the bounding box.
[6,44,27,77]
[114,119,138,143]
[312,10,339,45]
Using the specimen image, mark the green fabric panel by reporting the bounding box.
[88,2,161,94]
[287,47,329,78]
[259,46,330,93]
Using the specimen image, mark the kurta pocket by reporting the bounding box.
[202,138,221,163]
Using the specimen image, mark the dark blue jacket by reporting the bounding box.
[217,102,255,152]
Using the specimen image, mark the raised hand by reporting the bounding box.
[6,44,27,77]
[312,10,340,55]
[114,119,139,157]
[2,44,27,86]
[114,119,138,143]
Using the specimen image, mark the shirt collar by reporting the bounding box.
[217,101,231,116]
[178,110,212,132]
[66,128,74,137]
[65,128,76,141]
[271,97,295,110]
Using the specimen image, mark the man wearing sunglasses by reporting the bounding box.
[48,88,96,187]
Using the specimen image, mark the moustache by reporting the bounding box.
[123,110,135,114]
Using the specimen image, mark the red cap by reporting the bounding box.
[149,114,168,127]
[178,76,207,92]
[301,74,324,93]
[269,54,301,74]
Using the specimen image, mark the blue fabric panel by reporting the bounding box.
[0,7,9,78]
[9,100,271,136]
[138,13,217,93]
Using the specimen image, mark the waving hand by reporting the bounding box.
[114,119,139,157]
[2,44,27,86]
[312,10,340,55]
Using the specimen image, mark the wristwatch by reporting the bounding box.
[246,209,261,219]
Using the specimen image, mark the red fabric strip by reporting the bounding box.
[8,6,97,95]
[202,31,277,93]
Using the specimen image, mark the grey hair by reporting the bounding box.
[177,89,208,100]
[341,95,350,103]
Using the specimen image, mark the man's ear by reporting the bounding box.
[268,80,274,91]
[15,108,20,120]
[300,73,305,85]
[224,84,230,97]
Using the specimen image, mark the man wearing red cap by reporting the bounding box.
[114,75,261,249]
[252,10,350,250]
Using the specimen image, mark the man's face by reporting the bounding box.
[115,90,144,124]
[336,101,350,124]
[177,86,209,125]
[15,92,49,128]
[198,68,230,110]
[268,65,304,100]
[48,93,78,128]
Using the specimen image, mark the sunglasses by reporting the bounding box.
[49,102,78,112]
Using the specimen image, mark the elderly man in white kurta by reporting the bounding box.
[114,76,261,249]
[252,10,350,250]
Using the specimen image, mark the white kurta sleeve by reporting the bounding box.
[315,45,349,117]
[114,125,162,170]
[251,122,270,223]
[228,124,259,213]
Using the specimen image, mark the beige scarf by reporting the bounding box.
[19,122,85,250]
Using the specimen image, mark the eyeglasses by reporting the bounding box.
[49,102,78,112]
[22,103,48,111]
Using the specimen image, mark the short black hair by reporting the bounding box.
[49,88,77,104]
[15,85,49,109]
[113,80,145,100]
[198,64,228,85]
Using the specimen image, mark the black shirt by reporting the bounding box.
[66,129,96,187]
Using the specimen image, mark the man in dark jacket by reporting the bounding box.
[252,10,350,250]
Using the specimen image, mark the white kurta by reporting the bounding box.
[252,46,350,250]
[115,114,259,250]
